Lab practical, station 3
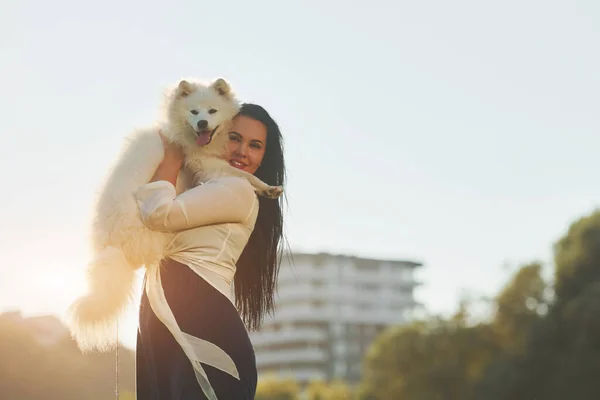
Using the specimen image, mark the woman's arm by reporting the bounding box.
[150,132,185,186]
[135,177,257,232]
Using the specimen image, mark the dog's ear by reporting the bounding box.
[211,78,232,98]
[176,80,194,97]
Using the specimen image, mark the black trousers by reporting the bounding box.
[136,259,257,399]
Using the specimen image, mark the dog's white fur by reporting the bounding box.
[67,78,282,352]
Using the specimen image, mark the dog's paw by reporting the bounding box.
[259,185,283,199]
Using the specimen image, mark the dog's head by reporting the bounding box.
[167,78,240,147]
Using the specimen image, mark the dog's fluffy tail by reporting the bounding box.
[67,246,136,353]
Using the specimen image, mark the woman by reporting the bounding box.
[134,103,286,400]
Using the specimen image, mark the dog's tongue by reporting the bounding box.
[196,131,211,146]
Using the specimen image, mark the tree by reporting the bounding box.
[255,375,300,400]
[514,211,600,399]
[306,380,329,400]
[328,380,353,400]
[476,210,600,400]
[357,311,496,400]
[554,211,600,304]
[491,262,548,354]
[357,262,552,400]
[119,392,136,400]
[306,380,353,400]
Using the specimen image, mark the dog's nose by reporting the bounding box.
[197,120,208,130]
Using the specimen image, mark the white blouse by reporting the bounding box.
[134,176,259,400]
[135,176,259,300]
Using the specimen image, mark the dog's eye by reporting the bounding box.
[208,109,217,114]
[190,110,199,115]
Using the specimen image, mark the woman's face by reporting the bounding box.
[225,115,267,175]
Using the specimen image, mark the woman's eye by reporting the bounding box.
[251,143,262,149]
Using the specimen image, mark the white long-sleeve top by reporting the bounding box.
[133,176,259,400]
[135,176,259,300]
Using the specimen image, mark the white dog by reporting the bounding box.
[67,78,282,352]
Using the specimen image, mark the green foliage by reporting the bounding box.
[327,380,353,400]
[357,314,497,400]
[488,210,600,400]
[255,375,300,400]
[306,379,352,400]
[306,380,330,400]
[491,262,548,354]
[119,392,136,400]
[554,211,600,303]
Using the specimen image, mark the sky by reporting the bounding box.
[1,0,599,348]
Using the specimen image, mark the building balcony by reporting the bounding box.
[250,328,328,347]
[255,348,328,367]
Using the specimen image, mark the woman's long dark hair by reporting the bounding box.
[233,103,287,331]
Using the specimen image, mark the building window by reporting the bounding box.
[312,280,325,288]
[334,361,347,377]
[359,283,379,292]
[335,341,346,356]
[312,300,325,308]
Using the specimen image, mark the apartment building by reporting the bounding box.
[249,252,422,384]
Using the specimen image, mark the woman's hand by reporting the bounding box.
[149,131,184,186]
[159,131,185,167]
